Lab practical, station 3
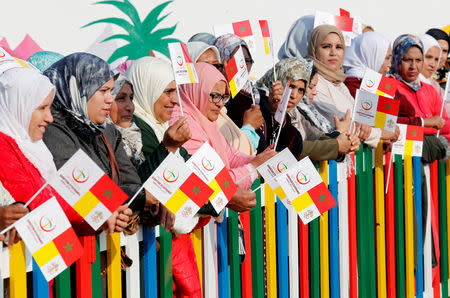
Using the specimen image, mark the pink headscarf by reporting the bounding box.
[173,62,231,167]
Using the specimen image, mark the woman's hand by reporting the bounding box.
[0,204,29,231]
[381,126,400,142]
[243,104,264,130]
[145,190,159,206]
[250,145,277,169]
[268,81,284,111]
[336,133,352,155]
[102,205,132,234]
[162,117,192,153]
[354,122,372,140]
[334,109,351,133]
[423,116,445,130]
[226,187,256,212]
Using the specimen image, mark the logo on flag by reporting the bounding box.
[15,197,83,281]
[163,169,179,183]
[185,143,238,213]
[392,124,424,157]
[72,168,89,183]
[361,68,399,98]
[276,161,288,173]
[168,43,199,85]
[276,157,337,224]
[361,101,373,111]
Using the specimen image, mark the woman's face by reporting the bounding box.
[378,45,392,75]
[197,49,219,65]
[422,46,441,79]
[203,80,228,122]
[154,80,178,123]
[400,46,423,82]
[286,80,306,113]
[110,82,134,128]
[29,91,54,142]
[437,40,449,69]
[87,78,114,124]
[316,33,345,71]
[307,74,319,104]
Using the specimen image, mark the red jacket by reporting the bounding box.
[0,132,93,234]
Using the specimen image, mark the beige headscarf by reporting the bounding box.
[308,25,347,84]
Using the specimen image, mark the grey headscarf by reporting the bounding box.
[186,41,221,63]
[188,32,217,45]
[278,15,314,60]
[44,52,114,133]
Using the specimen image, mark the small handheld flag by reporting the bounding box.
[143,153,214,218]
[360,68,399,99]
[273,81,292,149]
[14,197,83,281]
[392,124,424,157]
[186,143,237,213]
[214,20,256,53]
[224,46,249,98]
[314,11,355,46]
[276,157,337,224]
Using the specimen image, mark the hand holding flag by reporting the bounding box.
[273,81,292,148]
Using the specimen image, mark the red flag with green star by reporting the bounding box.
[377,76,399,98]
[308,182,336,213]
[232,20,253,37]
[376,96,400,116]
[333,15,353,32]
[89,174,128,213]
[213,167,237,199]
[225,56,238,82]
[406,125,424,141]
[179,173,214,207]
[52,227,83,266]
[259,20,271,37]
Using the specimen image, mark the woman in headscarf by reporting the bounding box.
[278,15,315,60]
[310,25,398,147]
[425,28,450,79]
[214,34,266,151]
[390,34,450,142]
[28,51,64,73]
[187,41,262,155]
[257,58,359,161]
[170,62,276,190]
[343,31,392,97]
[188,32,216,45]
[419,34,444,98]
[42,53,169,233]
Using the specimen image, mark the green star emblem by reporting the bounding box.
[240,26,246,32]
[340,21,346,27]
[412,131,417,136]
[385,83,391,89]
[318,194,326,202]
[223,181,230,188]
[192,186,200,195]
[385,103,391,110]
[229,66,234,73]
[103,190,112,199]
[64,242,73,252]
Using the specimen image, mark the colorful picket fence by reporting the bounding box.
[1,143,450,298]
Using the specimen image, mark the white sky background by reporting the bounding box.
[1,0,449,77]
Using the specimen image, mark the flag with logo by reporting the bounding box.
[360,68,399,98]
[185,142,237,213]
[274,81,292,124]
[258,20,272,55]
[392,124,424,157]
[48,149,128,230]
[314,11,354,45]
[256,148,297,204]
[143,153,214,218]
[214,20,256,52]
[275,157,336,224]
[352,89,400,132]
[224,46,249,97]
[168,42,199,85]
[15,197,83,281]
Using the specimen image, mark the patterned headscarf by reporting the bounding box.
[44,52,114,133]
[28,51,64,73]
[256,58,313,97]
[389,34,424,92]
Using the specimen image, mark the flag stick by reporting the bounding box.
[268,20,277,82]
[273,122,283,152]
[174,82,184,117]
[127,184,146,207]
[249,84,256,105]
[236,170,257,185]
[385,153,394,194]
[436,79,450,137]
[23,182,48,209]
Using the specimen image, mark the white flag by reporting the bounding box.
[168,43,199,85]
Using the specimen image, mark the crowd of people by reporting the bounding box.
[0,14,449,297]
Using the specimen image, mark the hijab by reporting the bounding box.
[0,68,57,180]
[186,41,221,63]
[419,34,442,82]
[28,51,64,73]
[188,32,217,45]
[343,31,391,79]
[308,25,347,84]
[278,15,315,60]
[177,62,231,166]
[389,34,424,92]
[426,28,450,50]
[44,52,114,134]
[125,57,174,142]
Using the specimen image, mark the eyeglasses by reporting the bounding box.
[209,92,230,103]
[213,63,224,72]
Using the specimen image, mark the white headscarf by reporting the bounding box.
[419,34,442,82]
[125,57,174,142]
[343,31,391,79]
[187,42,221,63]
[0,68,57,180]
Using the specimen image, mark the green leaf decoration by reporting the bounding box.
[83,0,181,63]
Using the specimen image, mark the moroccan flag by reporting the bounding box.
[360,68,399,98]
[333,15,353,32]
[258,20,272,55]
[15,197,83,281]
[232,20,253,37]
[224,46,249,98]
[144,153,214,217]
[340,8,350,17]
[186,142,238,213]
[392,124,424,157]
[353,89,399,132]
[213,20,256,52]
[168,42,199,85]
[276,157,337,224]
[48,149,129,231]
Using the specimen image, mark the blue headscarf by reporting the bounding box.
[44,52,113,133]
[389,34,424,92]
[28,51,64,72]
